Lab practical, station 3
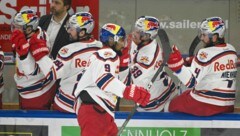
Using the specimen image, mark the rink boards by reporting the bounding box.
[1,110,240,136]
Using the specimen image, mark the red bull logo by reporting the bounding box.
[60,48,69,55]
[106,24,116,31]
[214,59,236,72]
[199,51,208,60]
[22,13,34,23]
[208,20,223,31]
[140,56,149,63]
[145,20,159,31]
[104,24,120,35]
[77,15,91,26]
[104,51,113,57]
[81,16,90,24]
[212,21,221,28]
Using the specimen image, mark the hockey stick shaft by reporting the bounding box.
[189,36,200,57]
[117,103,137,135]
[117,29,171,136]
[177,35,200,93]
[148,29,171,89]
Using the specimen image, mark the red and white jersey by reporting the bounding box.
[0,49,4,94]
[74,47,126,117]
[129,40,177,112]
[37,39,102,113]
[14,27,55,99]
[175,43,237,106]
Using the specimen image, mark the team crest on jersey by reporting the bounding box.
[60,48,69,55]
[199,51,208,60]
[104,51,113,57]
[140,56,149,63]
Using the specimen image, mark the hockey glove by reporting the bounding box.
[167,45,184,72]
[123,85,150,107]
[29,33,49,61]
[183,56,194,67]
[10,30,29,57]
[119,47,130,69]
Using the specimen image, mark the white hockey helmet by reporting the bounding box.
[12,9,39,31]
[199,16,225,38]
[134,16,160,40]
[67,12,94,34]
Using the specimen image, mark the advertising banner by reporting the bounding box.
[0,125,48,136]
[0,0,99,55]
[1,111,240,136]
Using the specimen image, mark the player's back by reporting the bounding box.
[74,47,122,116]
[54,39,103,113]
[191,43,237,106]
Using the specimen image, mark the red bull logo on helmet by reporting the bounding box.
[104,24,120,35]
[144,20,159,31]
[77,15,91,26]
[208,19,224,32]
[21,13,35,24]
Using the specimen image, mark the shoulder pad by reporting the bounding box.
[136,41,159,65]
[196,48,213,63]
[98,48,117,58]
[58,44,74,57]
[86,40,103,48]
[225,43,237,52]
[95,48,118,61]
[58,47,70,57]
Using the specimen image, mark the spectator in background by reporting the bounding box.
[0,47,4,109]
[39,0,72,59]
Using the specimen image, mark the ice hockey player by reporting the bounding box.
[167,17,238,116]
[10,9,56,110]
[74,23,150,136]
[26,12,103,113]
[129,16,177,112]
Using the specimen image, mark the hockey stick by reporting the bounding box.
[147,29,171,89]
[177,35,200,93]
[189,36,200,57]
[117,29,171,136]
